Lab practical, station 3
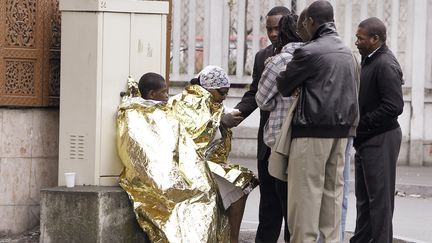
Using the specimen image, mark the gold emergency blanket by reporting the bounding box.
[117,80,258,243]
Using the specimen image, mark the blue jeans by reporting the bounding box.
[317,137,353,243]
[341,137,353,241]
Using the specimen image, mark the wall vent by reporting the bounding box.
[69,134,85,160]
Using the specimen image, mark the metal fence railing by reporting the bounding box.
[169,0,429,89]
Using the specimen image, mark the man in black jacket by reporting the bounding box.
[276,1,359,242]
[222,6,291,243]
[350,17,403,243]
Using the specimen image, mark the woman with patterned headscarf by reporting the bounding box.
[170,65,259,243]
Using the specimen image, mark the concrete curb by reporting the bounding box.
[394,183,432,198]
[392,235,431,243]
[346,232,431,243]
[348,180,432,198]
[240,230,429,243]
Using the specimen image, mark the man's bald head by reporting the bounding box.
[297,9,310,42]
[305,0,334,25]
[298,9,307,23]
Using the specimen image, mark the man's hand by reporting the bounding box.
[264,56,274,67]
[291,87,301,97]
[221,110,244,128]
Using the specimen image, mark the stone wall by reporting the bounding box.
[0,108,59,236]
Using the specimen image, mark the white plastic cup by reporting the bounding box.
[64,172,76,188]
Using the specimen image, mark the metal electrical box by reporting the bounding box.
[58,0,169,186]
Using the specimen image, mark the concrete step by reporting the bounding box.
[40,186,148,243]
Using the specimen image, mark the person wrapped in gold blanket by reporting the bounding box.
[117,67,258,243]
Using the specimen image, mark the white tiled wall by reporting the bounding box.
[0,109,59,236]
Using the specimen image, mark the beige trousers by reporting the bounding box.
[287,137,347,243]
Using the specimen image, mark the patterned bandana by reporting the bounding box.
[198,65,230,89]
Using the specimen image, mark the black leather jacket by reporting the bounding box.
[235,45,274,160]
[276,23,359,138]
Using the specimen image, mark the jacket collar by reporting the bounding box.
[310,22,338,41]
[266,44,276,55]
[361,44,389,66]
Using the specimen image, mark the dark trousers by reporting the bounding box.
[255,158,289,243]
[350,127,402,243]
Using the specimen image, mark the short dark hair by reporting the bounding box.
[267,6,291,17]
[276,14,303,53]
[138,72,165,98]
[189,77,201,86]
[358,17,387,42]
[306,0,334,25]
